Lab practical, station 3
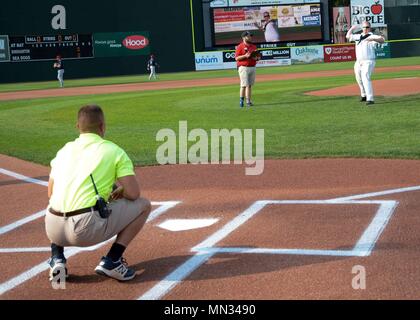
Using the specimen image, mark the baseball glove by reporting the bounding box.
[53,63,59,68]
[250,50,261,60]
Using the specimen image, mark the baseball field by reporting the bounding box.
[1,56,420,300]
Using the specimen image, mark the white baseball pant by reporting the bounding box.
[149,66,156,80]
[57,69,64,87]
[354,60,375,101]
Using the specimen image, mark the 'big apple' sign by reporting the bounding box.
[351,0,386,27]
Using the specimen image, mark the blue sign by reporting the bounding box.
[303,15,321,26]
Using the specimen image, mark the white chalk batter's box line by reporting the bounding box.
[192,200,399,258]
[0,200,182,296]
[0,167,410,300]
[138,199,400,300]
[0,201,181,253]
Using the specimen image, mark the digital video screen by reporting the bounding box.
[212,3,323,46]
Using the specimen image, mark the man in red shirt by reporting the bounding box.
[235,31,261,108]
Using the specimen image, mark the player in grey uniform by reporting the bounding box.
[346,21,385,105]
[54,55,65,88]
[147,54,159,80]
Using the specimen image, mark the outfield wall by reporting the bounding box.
[0,0,196,83]
[0,1,419,83]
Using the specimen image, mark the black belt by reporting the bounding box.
[49,206,95,218]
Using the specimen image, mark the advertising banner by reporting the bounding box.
[375,42,391,59]
[195,51,224,70]
[222,51,236,63]
[195,49,292,70]
[291,45,324,64]
[324,44,356,63]
[0,35,10,62]
[94,32,150,57]
[333,7,350,44]
[350,0,386,27]
[211,0,320,7]
[259,48,291,60]
[257,58,291,67]
[303,14,321,26]
[210,0,229,7]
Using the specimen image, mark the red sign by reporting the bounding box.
[371,1,383,15]
[122,35,149,50]
[214,9,245,23]
[324,44,356,63]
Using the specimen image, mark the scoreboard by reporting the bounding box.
[7,34,94,62]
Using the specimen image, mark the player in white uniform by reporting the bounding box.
[147,54,159,80]
[254,12,280,43]
[346,21,385,105]
[53,55,64,88]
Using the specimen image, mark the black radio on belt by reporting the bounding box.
[90,174,112,219]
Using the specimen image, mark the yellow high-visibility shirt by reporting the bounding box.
[49,133,134,212]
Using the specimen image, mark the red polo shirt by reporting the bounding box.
[235,42,258,67]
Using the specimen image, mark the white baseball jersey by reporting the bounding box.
[264,21,280,42]
[348,33,382,61]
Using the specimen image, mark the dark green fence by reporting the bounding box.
[0,0,196,83]
[1,1,419,83]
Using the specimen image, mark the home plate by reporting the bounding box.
[157,218,219,231]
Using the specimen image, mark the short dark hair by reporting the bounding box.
[77,105,104,133]
[241,31,253,38]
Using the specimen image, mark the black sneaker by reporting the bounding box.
[48,257,68,281]
[247,101,253,107]
[366,101,375,106]
[95,256,136,281]
[360,97,367,102]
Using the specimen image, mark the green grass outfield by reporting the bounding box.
[0,56,419,166]
[1,56,419,93]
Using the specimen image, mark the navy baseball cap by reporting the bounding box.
[241,31,253,38]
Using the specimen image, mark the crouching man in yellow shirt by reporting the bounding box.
[46,104,151,281]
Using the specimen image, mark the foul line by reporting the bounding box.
[0,168,47,235]
[0,167,181,235]
[0,201,180,296]
[0,202,180,236]
[0,168,48,187]
[328,185,420,202]
[0,240,114,296]
[0,209,46,236]
[0,247,51,253]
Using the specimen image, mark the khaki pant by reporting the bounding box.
[238,66,256,87]
[45,198,150,247]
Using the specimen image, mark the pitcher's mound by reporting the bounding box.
[306,77,420,97]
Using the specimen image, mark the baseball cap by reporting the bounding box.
[241,31,253,38]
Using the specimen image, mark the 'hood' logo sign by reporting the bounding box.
[123,35,149,50]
